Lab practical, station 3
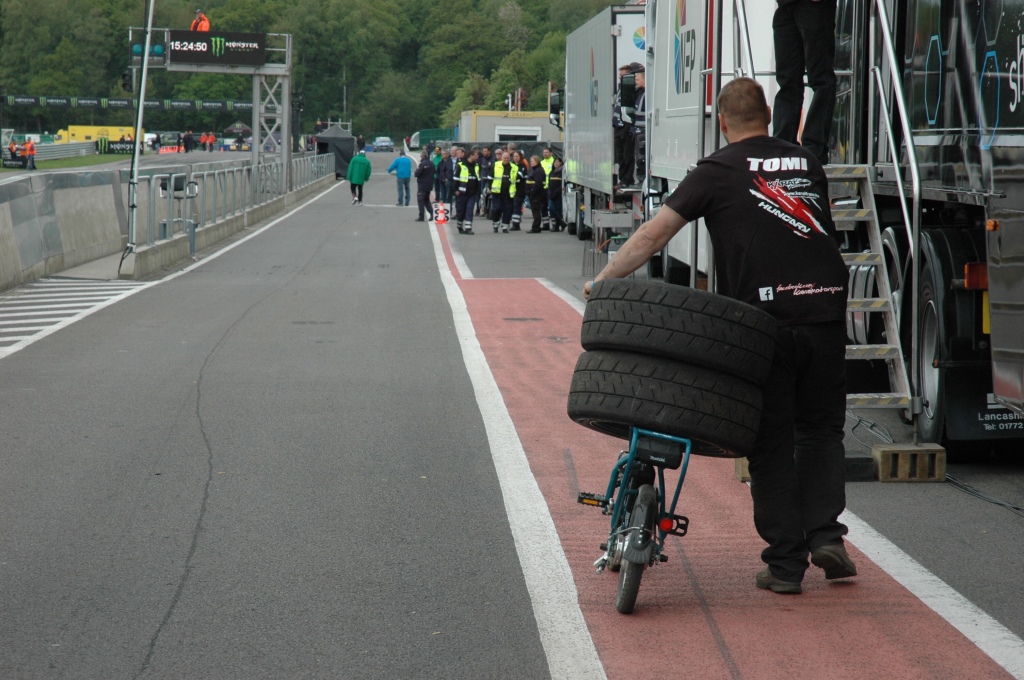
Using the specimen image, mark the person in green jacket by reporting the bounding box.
[347,150,372,205]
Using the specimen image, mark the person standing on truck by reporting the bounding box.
[631,64,647,186]
[583,77,856,594]
[453,146,482,235]
[526,155,549,233]
[614,63,636,188]
[488,151,516,234]
[414,149,435,222]
[772,0,836,165]
[190,9,210,31]
[346,149,372,205]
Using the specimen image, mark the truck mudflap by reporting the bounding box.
[943,366,1024,440]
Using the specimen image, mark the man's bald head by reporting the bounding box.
[717,77,771,135]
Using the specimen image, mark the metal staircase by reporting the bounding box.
[826,164,912,411]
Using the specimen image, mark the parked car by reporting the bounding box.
[372,136,394,152]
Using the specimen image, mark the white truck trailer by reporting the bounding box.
[561,4,647,239]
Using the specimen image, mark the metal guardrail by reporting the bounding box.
[131,153,334,247]
[32,142,97,161]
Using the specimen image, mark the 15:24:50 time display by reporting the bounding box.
[169,41,208,51]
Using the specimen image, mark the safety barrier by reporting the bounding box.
[0,153,336,291]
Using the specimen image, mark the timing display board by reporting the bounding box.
[167,30,266,66]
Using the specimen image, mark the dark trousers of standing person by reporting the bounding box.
[511,195,525,230]
[772,0,837,165]
[455,192,478,233]
[351,183,364,203]
[746,320,848,584]
[548,193,564,231]
[528,193,548,232]
[440,180,453,205]
[615,127,635,186]
[489,194,514,232]
[417,190,433,221]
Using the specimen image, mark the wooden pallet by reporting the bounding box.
[871,443,946,482]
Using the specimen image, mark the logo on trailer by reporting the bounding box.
[633,26,646,51]
[590,48,599,118]
[674,0,697,94]
[211,37,226,57]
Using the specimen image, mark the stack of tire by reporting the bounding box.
[567,279,779,457]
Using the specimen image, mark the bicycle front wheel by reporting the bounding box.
[615,483,656,614]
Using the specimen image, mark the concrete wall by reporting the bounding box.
[0,169,336,293]
[0,171,126,291]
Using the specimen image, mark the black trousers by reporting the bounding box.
[417,189,433,220]
[528,192,548,231]
[489,194,514,226]
[772,0,837,164]
[350,183,363,201]
[615,127,634,184]
[746,319,848,583]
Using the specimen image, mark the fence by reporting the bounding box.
[130,153,334,247]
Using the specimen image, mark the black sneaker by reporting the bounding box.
[810,544,858,580]
[755,568,802,594]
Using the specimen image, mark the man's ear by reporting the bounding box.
[766,105,773,126]
[718,113,728,137]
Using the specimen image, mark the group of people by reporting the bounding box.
[344,142,568,235]
[6,138,36,170]
[587,0,853,596]
[429,144,564,234]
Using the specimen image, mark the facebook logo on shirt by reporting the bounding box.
[759,287,774,301]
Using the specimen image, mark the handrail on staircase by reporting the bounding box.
[869,0,924,422]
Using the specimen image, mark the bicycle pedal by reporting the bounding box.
[659,514,690,537]
[600,542,608,551]
[577,492,610,508]
[658,554,668,563]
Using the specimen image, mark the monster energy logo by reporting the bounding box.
[211,37,226,57]
[98,137,109,154]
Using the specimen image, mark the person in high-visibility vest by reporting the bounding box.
[191,9,210,31]
[488,151,517,233]
[453,147,482,235]
[23,139,36,170]
[540,147,555,230]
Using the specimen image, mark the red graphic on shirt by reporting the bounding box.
[750,175,826,239]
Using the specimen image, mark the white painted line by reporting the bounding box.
[427,223,605,680]
[0,317,66,326]
[0,310,82,318]
[0,303,95,313]
[843,512,1024,678]
[12,290,133,298]
[537,278,586,315]
[0,327,49,334]
[0,336,30,342]
[440,220,474,279]
[1,297,108,306]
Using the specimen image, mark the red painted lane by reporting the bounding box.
[454,271,1012,679]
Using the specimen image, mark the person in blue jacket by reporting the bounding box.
[387,150,415,206]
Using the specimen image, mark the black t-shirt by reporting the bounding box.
[664,135,847,326]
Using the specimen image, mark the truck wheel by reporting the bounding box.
[917,259,945,443]
[567,350,763,457]
[582,279,777,386]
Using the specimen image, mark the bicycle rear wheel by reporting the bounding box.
[615,483,656,614]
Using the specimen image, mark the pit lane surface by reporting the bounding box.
[2,164,1024,678]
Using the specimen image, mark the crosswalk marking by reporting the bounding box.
[0,277,150,353]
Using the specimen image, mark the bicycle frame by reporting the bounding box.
[589,427,693,573]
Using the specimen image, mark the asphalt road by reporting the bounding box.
[0,172,548,679]
[2,154,1024,678]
